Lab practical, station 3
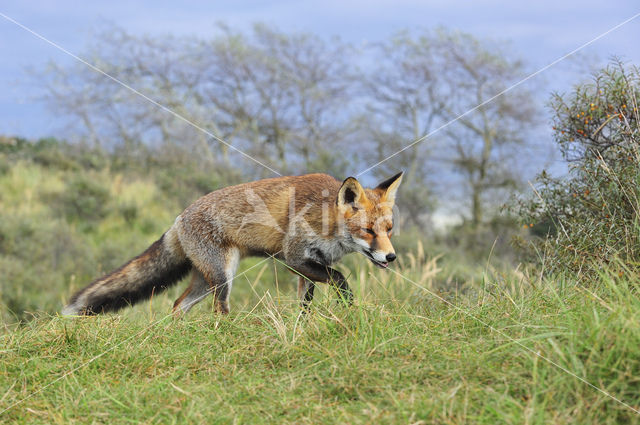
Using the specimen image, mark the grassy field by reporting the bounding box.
[2,251,640,424]
[2,138,640,423]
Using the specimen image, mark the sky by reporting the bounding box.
[1,1,639,156]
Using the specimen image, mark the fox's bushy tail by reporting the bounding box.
[62,226,191,315]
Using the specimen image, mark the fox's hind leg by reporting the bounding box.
[173,269,210,316]
[172,247,240,315]
[210,247,240,314]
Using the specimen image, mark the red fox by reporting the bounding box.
[62,172,403,316]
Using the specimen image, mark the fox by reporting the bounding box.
[62,172,403,316]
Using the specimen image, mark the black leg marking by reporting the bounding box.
[291,261,353,307]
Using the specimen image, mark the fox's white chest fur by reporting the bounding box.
[303,237,352,266]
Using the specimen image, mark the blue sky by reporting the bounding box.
[1,1,639,140]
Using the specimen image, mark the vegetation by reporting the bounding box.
[2,255,640,423]
[3,115,640,422]
[0,136,511,325]
[0,137,241,324]
[1,19,638,422]
[516,61,640,274]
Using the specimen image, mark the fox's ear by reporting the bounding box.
[375,171,404,203]
[338,177,366,209]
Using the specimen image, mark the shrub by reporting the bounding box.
[515,60,640,274]
[51,174,112,224]
[0,214,95,323]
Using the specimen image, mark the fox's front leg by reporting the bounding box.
[291,261,353,306]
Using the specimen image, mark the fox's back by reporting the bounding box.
[177,174,342,255]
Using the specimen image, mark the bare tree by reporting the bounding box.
[363,29,537,230]
[362,32,447,227]
[36,23,355,178]
[37,25,217,168]
[200,24,355,175]
[434,29,537,228]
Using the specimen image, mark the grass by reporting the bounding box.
[1,252,640,424]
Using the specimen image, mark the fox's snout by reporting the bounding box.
[371,248,396,263]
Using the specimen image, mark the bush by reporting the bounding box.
[53,174,112,224]
[0,214,95,323]
[515,60,640,274]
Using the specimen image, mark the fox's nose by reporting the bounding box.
[386,253,397,262]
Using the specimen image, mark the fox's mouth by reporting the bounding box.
[364,250,388,269]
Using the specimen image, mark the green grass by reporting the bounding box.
[2,139,640,423]
[2,256,640,424]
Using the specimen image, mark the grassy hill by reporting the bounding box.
[2,257,640,423]
[2,137,640,423]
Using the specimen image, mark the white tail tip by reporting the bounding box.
[61,303,81,316]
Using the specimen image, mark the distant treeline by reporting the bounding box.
[36,23,541,230]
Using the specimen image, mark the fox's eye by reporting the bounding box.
[361,228,376,236]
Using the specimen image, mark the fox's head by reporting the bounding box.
[337,172,403,269]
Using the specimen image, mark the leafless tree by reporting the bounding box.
[199,24,355,175]
[363,29,538,229]
[36,23,355,178]
[434,29,537,228]
[361,32,447,227]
